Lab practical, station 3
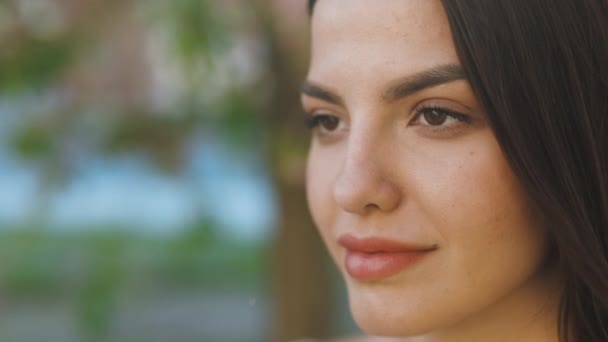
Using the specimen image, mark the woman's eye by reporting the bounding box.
[305,114,341,133]
[421,108,450,125]
[409,105,475,138]
[413,106,472,128]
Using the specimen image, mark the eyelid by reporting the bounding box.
[405,103,477,139]
[305,103,348,119]
[415,105,472,124]
[302,93,352,124]
[305,111,349,141]
[412,98,473,114]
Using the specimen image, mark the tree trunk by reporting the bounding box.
[272,182,332,342]
[249,1,333,340]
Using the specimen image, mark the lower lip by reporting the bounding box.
[344,250,432,280]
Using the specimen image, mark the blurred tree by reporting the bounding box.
[1,1,162,339]
[77,233,127,342]
[145,1,334,339]
[250,2,334,341]
[1,0,333,340]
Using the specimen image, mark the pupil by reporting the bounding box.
[321,116,339,130]
[424,110,447,125]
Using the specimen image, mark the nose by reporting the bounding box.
[333,139,403,215]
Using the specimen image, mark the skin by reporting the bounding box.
[301,1,563,341]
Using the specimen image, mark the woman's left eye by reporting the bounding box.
[411,106,472,128]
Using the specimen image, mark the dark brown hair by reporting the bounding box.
[307,1,608,341]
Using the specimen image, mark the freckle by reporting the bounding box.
[469,151,475,156]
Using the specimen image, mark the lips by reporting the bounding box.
[338,234,436,280]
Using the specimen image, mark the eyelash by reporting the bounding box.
[304,115,334,130]
[414,105,472,125]
[305,105,472,136]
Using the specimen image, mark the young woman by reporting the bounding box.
[300,1,608,341]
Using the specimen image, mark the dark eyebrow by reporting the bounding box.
[382,64,466,102]
[300,63,466,106]
[299,81,344,106]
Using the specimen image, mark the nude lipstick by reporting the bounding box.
[338,234,436,281]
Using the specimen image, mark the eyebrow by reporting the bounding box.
[299,81,345,106]
[300,64,466,106]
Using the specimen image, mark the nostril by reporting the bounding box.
[364,203,381,211]
[333,167,402,215]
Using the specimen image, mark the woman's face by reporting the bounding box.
[303,0,552,337]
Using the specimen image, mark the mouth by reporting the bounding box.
[338,234,437,281]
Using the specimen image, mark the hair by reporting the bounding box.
[307,1,608,341]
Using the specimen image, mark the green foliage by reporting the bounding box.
[10,122,55,160]
[0,226,269,340]
[78,232,128,342]
[217,90,264,149]
[0,36,79,92]
[168,0,228,69]
[104,111,198,173]
[0,0,312,339]
[1,230,68,296]
[171,216,216,253]
[0,225,267,296]
[158,217,268,289]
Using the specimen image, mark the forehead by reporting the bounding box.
[309,0,459,83]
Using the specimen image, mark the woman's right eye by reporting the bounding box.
[305,114,342,135]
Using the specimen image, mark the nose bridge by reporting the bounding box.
[346,111,388,166]
[333,120,402,215]
[345,122,380,171]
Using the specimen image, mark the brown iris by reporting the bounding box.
[319,115,340,131]
[423,109,448,126]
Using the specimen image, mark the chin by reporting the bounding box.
[350,304,431,337]
[346,283,446,338]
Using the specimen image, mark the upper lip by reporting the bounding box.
[338,234,437,253]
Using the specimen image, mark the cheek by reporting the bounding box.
[402,130,541,248]
[408,138,548,316]
[305,144,342,245]
[420,142,543,252]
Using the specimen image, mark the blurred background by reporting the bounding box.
[0,0,359,341]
